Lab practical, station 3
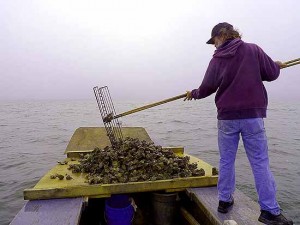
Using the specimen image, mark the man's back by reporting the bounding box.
[211,39,280,119]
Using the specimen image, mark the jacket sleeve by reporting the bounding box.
[191,59,220,99]
[257,45,280,82]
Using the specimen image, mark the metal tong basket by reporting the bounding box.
[93,86,123,147]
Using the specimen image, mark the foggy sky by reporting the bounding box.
[1,0,299,102]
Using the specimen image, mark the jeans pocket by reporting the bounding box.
[218,120,239,134]
[242,118,265,135]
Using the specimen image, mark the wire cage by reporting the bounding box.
[93,86,123,147]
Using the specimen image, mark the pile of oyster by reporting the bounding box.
[68,137,205,184]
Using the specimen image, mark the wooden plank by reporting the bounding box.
[186,187,264,225]
[24,154,217,200]
[10,198,84,225]
[64,127,153,155]
[180,207,201,225]
[163,146,184,154]
[67,150,94,158]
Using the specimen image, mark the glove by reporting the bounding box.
[184,91,193,101]
[275,61,287,69]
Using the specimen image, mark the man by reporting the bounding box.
[185,22,293,225]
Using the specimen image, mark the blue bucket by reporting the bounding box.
[105,195,134,225]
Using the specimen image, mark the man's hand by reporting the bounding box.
[184,91,193,101]
[275,61,287,69]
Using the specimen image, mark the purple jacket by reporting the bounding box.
[191,39,280,120]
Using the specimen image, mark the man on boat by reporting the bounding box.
[185,22,293,225]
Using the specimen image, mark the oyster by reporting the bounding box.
[65,174,73,180]
[57,160,68,165]
[50,173,65,180]
[57,174,64,180]
[212,167,219,176]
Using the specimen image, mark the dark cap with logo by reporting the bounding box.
[206,22,233,44]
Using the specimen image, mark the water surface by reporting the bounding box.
[0,98,299,224]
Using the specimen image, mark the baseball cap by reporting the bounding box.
[206,22,234,44]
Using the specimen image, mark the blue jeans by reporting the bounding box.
[217,118,280,215]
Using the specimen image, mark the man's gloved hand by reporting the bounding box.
[275,61,287,69]
[184,91,193,101]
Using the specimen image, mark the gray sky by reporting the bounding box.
[1,0,299,101]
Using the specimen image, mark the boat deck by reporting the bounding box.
[187,186,263,225]
[10,198,84,225]
[11,187,263,225]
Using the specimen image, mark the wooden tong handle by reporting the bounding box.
[113,93,187,119]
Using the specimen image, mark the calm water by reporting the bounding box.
[0,98,299,225]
